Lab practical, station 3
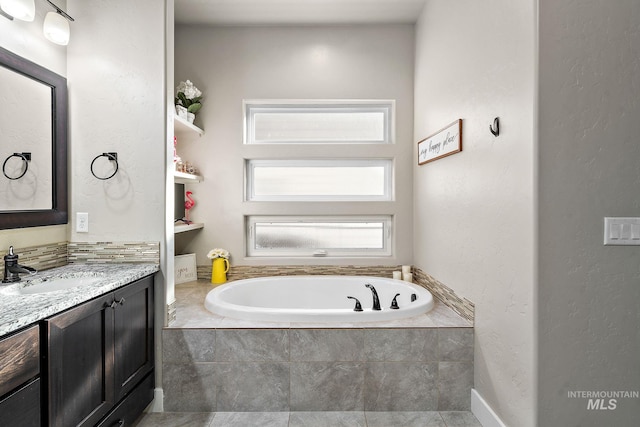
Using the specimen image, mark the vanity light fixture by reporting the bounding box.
[43,0,73,45]
[0,0,35,21]
[0,0,74,45]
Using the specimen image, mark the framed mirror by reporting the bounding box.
[0,45,68,229]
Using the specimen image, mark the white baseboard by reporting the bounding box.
[147,388,164,413]
[471,388,507,427]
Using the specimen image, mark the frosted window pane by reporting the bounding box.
[245,102,393,144]
[254,222,385,250]
[253,111,385,143]
[251,162,388,199]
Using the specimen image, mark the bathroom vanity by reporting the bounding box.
[0,264,157,427]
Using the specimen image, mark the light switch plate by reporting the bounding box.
[604,217,640,245]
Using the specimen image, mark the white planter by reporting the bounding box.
[187,112,195,124]
[175,105,188,120]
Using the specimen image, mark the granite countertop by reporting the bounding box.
[0,263,159,337]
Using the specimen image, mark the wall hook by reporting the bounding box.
[489,117,500,137]
[90,152,119,180]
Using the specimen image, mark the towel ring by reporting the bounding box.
[90,152,119,180]
[2,152,31,180]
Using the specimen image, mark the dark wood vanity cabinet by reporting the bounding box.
[45,275,154,427]
[0,325,41,427]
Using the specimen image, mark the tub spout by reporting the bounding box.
[365,283,381,311]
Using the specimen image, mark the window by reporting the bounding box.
[244,101,393,144]
[247,216,392,257]
[243,99,397,259]
[246,159,392,201]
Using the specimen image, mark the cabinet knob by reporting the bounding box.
[117,297,126,305]
[104,301,118,309]
[116,419,124,426]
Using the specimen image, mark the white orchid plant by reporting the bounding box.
[175,80,203,114]
[207,248,229,259]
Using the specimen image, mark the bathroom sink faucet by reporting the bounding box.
[365,283,381,311]
[2,246,37,283]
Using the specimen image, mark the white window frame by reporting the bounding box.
[244,100,395,145]
[245,159,393,202]
[242,99,398,260]
[247,215,393,258]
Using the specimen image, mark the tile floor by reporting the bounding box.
[134,410,482,427]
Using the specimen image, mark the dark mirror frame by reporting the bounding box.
[0,45,68,229]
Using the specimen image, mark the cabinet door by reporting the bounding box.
[46,295,115,427]
[113,275,154,400]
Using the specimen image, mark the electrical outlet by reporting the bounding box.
[76,212,89,233]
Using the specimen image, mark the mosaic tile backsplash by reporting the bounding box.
[0,242,67,280]
[197,264,401,282]
[1,241,160,279]
[68,242,160,264]
[413,267,475,323]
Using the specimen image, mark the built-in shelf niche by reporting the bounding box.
[173,114,204,235]
[174,114,204,137]
[174,222,204,234]
[174,171,203,184]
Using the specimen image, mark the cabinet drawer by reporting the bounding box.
[0,378,41,427]
[96,372,154,427]
[0,325,39,398]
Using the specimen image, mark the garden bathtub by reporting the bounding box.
[204,275,434,322]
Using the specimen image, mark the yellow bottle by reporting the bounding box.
[211,257,230,284]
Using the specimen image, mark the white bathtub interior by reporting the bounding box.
[204,275,435,322]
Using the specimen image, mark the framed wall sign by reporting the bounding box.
[175,253,197,284]
[417,119,462,165]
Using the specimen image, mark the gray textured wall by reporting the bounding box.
[538,0,640,425]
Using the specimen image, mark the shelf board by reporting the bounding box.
[174,222,204,234]
[174,114,204,137]
[174,171,203,184]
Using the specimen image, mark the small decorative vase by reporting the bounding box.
[175,105,188,120]
[187,112,195,124]
[211,257,230,284]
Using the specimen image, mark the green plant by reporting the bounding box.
[175,80,203,114]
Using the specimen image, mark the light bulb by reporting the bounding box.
[0,0,35,21]
[43,11,70,45]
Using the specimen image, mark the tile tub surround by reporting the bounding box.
[196,264,403,284]
[163,281,474,413]
[413,268,475,323]
[0,262,159,336]
[163,328,474,412]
